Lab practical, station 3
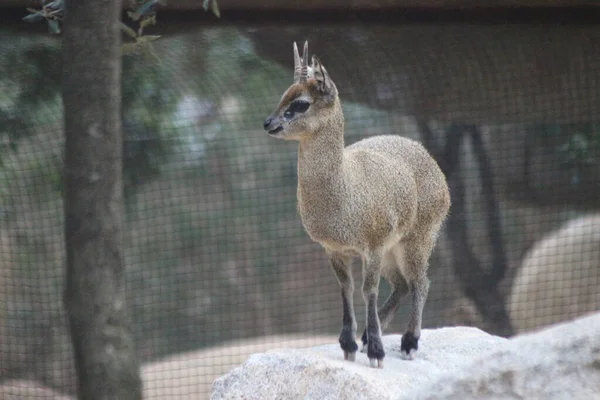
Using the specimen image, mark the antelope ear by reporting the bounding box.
[311,55,336,97]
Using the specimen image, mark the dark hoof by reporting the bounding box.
[339,330,358,359]
[401,331,419,359]
[367,336,385,368]
[369,358,384,368]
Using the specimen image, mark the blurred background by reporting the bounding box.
[0,1,599,398]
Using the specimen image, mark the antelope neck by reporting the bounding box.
[297,118,346,192]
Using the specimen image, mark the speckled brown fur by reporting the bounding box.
[264,42,450,368]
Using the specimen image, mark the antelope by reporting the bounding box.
[263,42,450,368]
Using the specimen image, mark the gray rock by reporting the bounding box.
[413,312,600,400]
[210,327,507,400]
[211,313,600,400]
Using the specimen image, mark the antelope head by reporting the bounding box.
[263,41,338,140]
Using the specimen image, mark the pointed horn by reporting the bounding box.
[293,42,302,83]
[300,41,309,82]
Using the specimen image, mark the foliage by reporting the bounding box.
[0,41,61,166]
[23,0,220,42]
[528,123,600,185]
[0,42,181,201]
[10,0,221,196]
[22,0,220,63]
[203,0,220,17]
[23,0,63,34]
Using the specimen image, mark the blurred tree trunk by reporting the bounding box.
[62,0,142,399]
[422,123,514,337]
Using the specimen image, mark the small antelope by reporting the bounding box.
[263,42,450,368]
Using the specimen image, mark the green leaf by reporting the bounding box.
[47,8,63,18]
[128,10,140,21]
[45,0,64,10]
[121,42,140,55]
[47,19,60,34]
[140,15,157,30]
[120,22,138,38]
[144,42,162,63]
[202,0,220,17]
[211,0,220,18]
[143,35,162,42]
[130,0,160,21]
[22,12,45,23]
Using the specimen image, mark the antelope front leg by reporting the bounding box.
[329,252,358,361]
[361,268,408,351]
[363,251,385,368]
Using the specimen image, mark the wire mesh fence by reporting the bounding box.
[1,15,599,399]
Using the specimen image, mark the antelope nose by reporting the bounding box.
[263,117,273,131]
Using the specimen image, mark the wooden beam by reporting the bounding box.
[161,0,600,10]
[1,0,599,10]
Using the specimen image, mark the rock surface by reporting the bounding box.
[142,334,337,400]
[412,312,600,400]
[211,312,600,400]
[509,214,600,333]
[210,327,507,400]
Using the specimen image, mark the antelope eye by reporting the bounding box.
[283,100,310,119]
[289,100,310,113]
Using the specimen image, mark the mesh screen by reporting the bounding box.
[0,17,599,399]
